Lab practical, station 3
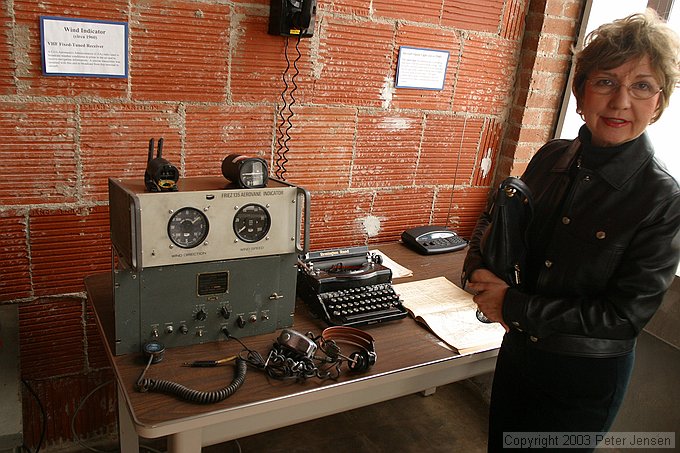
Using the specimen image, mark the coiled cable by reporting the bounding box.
[274,34,302,180]
[136,356,247,404]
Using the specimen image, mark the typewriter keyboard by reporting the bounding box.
[318,283,407,326]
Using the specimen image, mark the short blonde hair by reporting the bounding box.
[573,9,680,122]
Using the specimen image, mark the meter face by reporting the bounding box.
[240,159,267,187]
[233,204,271,243]
[167,207,209,248]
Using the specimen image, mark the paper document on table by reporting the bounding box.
[393,276,505,354]
[370,249,413,278]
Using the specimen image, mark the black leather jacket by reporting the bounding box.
[464,130,680,357]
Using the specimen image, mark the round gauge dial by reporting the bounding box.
[167,207,209,248]
[233,204,271,243]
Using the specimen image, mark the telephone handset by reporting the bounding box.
[401,225,468,255]
[293,0,314,31]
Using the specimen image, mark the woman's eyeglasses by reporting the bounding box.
[587,77,662,100]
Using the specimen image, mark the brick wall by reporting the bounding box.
[0,0,584,449]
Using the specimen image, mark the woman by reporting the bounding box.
[463,10,680,452]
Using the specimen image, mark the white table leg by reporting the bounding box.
[117,384,140,453]
[421,387,437,396]
[167,428,202,453]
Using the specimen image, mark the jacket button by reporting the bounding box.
[562,217,571,225]
[544,260,553,268]
[529,336,538,342]
[596,231,606,239]
[583,175,591,182]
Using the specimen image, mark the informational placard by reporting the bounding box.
[40,16,128,78]
[395,46,449,90]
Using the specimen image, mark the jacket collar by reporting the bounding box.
[553,127,655,190]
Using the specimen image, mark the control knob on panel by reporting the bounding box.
[195,308,208,322]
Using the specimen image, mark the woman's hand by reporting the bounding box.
[467,269,510,332]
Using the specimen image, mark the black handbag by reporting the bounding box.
[480,176,534,288]
[475,176,533,323]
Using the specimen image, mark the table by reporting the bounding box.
[86,242,498,453]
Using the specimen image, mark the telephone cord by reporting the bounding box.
[135,356,247,404]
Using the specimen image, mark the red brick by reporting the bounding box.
[130,0,230,102]
[266,105,357,190]
[231,12,315,104]
[353,111,423,188]
[370,188,437,243]
[543,16,579,38]
[417,115,484,186]
[320,0,372,16]
[533,54,571,74]
[473,118,504,186]
[392,23,461,111]
[501,0,529,41]
[0,6,13,95]
[511,160,530,176]
[0,213,31,301]
[307,191,374,249]
[0,102,78,205]
[19,297,86,378]
[29,206,111,296]
[453,35,518,115]
[442,0,505,33]
[13,0,128,98]
[312,17,394,107]
[513,142,541,160]
[545,0,583,20]
[80,103,183,201]
[518,126,551,144]
[433,187,491,238]
[372,0,443,24]
[185,104,275,176]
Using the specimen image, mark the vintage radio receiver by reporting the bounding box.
[297,246,407,327]
[108,176,310,355]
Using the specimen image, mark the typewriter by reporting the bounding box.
[297,246,407,327]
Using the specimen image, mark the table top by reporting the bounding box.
[86,242,495,435]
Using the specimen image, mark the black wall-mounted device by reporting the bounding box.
[268,0,317,38]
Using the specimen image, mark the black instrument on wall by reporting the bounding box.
[401,225,468,255]
[297,246,407,327]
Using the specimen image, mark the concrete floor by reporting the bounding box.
[202,379,490,453]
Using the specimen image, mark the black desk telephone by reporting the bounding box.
[401,226,468,255]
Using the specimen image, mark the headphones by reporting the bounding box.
[321,326,376,372]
